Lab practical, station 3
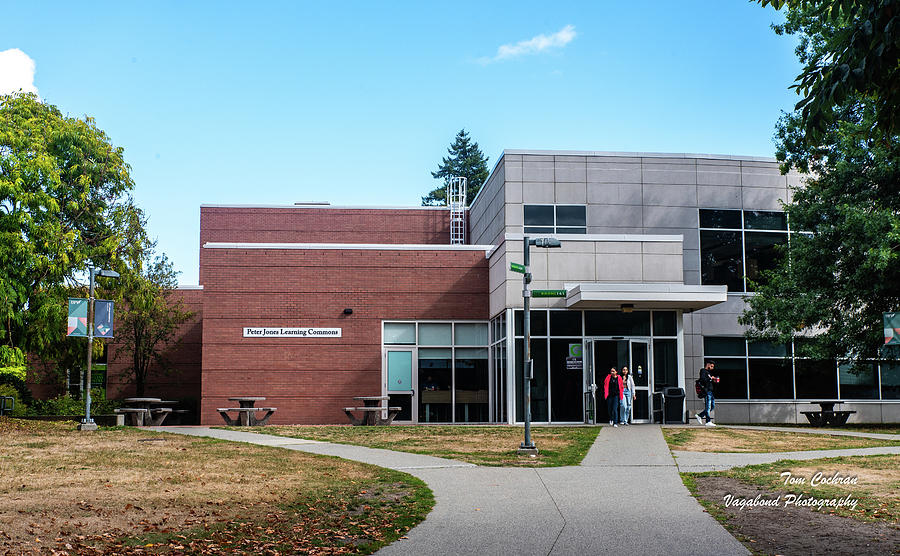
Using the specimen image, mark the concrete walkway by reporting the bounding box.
[154,426,748,556]
[674,445,900,472]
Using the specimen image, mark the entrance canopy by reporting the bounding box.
[564,283,727,312]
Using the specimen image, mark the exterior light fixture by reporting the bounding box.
[518,236,562,456]
[621,303,634,313]
[343,308,353,315]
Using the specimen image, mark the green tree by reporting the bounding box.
[423,129,490,206]
[0,92,135,357]
[740,5,900,361]
[111,208,193,397]
[759,0,900,139]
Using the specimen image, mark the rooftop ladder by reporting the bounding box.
[448,176,467,245]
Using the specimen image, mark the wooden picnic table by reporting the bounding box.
[117,398,174,426]
[801,400,857,426]
[218,396,277,426]
[344,395,400,426]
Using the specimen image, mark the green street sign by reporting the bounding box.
[510,262,526,274]
[532,289,567,298]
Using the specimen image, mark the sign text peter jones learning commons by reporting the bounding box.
[243,327,342,338]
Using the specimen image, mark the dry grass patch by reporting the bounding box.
[0,418,431,554]
[254,425,601,466]
[662,427,900,453]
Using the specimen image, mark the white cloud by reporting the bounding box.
[0,48,39,96]
[480,25,576,64]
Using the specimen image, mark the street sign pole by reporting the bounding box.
[78,266,98,431]
[520,236,537,455]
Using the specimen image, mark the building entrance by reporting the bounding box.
[584,338,652,423]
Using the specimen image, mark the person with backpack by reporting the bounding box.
[695,360,719,427]
[604,367,624,427]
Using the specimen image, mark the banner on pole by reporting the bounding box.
[67,298,88,337]
[94,300,114,338]
[884,312,900,345]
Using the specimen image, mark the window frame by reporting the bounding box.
[524,204,587,235]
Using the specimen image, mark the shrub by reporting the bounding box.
[25,388,121,416]
[0,384,26,416]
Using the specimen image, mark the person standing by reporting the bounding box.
[604,367,624,427]
[620,366,635,425]
[696,360,719,427]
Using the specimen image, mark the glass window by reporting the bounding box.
[699,209,741,229]
[550,339,584,422]
[653,339,678,389]
[839,361,878,399]
[455,323,488,345]
[712,358,748,399]
[584,311,650,336]
[514,339,548,422]
[700,230,744,292]
[556,205,586,227]
[524,205,554,227]
[749,358,793,398]
[652,311,677,337]
[745,211,788,230]
[745,232,788,290]
[419,323,452,345]
[418,348,452,422]
[880,362,900,399]
[524,226,555,234]
[514,310,547,336]
[703,337,746,357]
[454,348,488,422]
[550,311,582,336]
[749,340,791,357]
[795,359,838,399]
[384,323,415,344]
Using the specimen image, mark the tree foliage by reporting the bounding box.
[423,129,490,206]
[111,208,193,397]
[760,0,900,140]
[741,4,900,360]
[0,92,134,355]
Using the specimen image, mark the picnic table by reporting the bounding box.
[116,398,175,426]
[344,395,401,426]
[801,401,857,426]
[218,396,277,426]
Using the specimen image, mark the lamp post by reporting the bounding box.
[518,236,561,455]
[77,265,119,432]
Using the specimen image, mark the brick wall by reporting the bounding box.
[106,288,203,406]
[199,247,489,424]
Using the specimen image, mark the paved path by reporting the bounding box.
[674,445,900,472]
[666,423,900,441]
[155,426,747,556]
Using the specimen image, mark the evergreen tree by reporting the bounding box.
[423,129,490,206]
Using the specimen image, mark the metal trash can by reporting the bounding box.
[662,387,685,424]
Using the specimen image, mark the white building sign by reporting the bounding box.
[243,327,342,338]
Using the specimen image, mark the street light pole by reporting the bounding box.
[517,236,561,456]
[78,266,99,431]
[78,266,119,432]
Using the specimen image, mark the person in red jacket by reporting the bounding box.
[603,367,625,427]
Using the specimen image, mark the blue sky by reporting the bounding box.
[2,1,800,285]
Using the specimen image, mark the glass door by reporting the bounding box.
[630,340,651,422]
[583,340,596,423]
[385,348,416,423]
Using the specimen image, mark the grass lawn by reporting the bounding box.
[0,418,432,554]
[662,427,900,453]
[245,425,603,467]
[735,423,900,435]
[689,454,900,524]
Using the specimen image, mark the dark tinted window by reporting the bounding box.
[745,211,787,230]
[839,361,878,399]
[653,339,678,389]
[745,232,788,290]
[514,310,547,336]
[549,311,582,336]
[652,311,677,336]
[712,358,748,399]
[881,362,900,399]
[556,205,586,226]
[524,205,554,226]
[748,340,791,357]
[699,209,741,229]
[749,359,793,398]
[703,337,746,357]
[584,311,651,336]
[700,230,744,291]
[795,359,838,399]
